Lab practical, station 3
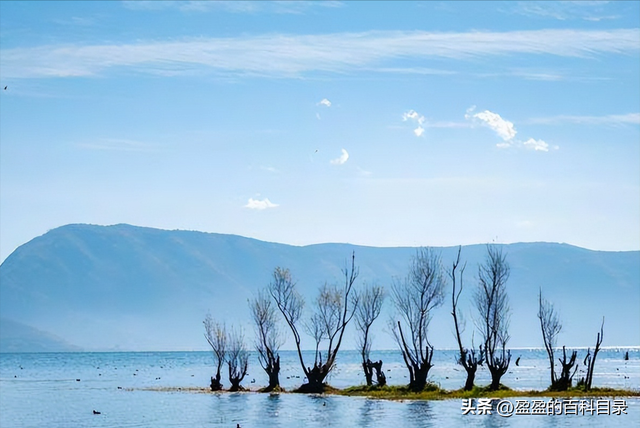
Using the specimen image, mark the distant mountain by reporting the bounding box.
[0,223,638,351]
[0,318,80,353]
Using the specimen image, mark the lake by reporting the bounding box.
[1,348,638,427]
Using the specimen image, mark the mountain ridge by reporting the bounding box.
[0,223,638,352]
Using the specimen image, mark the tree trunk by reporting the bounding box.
[489,370,502,391]
[370,360,386,387]
[297,363,330,393]
[210,371,222,391]
[362,361,374,386]
[229,379,245,392]
[409,363,432,391]
[262,356,281,392]
[463,367,476,391]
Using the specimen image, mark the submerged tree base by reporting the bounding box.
[293,383,342,394]
[259,385,285,393]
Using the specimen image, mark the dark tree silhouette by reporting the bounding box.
[226,327,249,391]
[580,318,604,391]
[249,290,284,391]
[390,248,445,391]
[476,245,511,391]
[354,283,386,386]
[270,253,359,393]
[538,289,577,391]
[450,246,483,391]
[538,289,561,385]
[203,314,226,391]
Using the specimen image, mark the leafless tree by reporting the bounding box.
[538,289,578,391]
[354,283,386,386]
[450,246,483,391]
[203,314,226,391]
[476,244,511,391]
[270,253,359,393]
[580,318,604,391]
[226,327,249,391]
[249,290,284,391]
[538,289,561,383]
[390,248,445,391]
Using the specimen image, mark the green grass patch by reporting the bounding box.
[337,384,640,401]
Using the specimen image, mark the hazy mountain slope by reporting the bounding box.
[0,224,637,351]
[0,318,80,353]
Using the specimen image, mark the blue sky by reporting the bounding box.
[1,1,639,262]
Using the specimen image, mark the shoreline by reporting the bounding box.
[136,385,640,401]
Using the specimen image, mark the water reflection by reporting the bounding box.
[360,398,385,427]
[405,400,434,428]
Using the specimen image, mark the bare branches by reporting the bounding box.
[354,283,385,362]
[476,244,511,391]
[354,283,385,386]
[538,288,562,385]
[203,313,227,391]
[450,246,482,391]
[269,267,306,376]
[249,290,283,390]
[269,252,360,392]
[582,317,604,391]
[391,247,445,391]
[226,327,249,391]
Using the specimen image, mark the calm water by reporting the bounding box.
[1,349,639,427]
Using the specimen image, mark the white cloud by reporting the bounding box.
[468,109,517,141]
[466,107,555,152]
[526,112,640,126]
[244,198,279,210]
[403,110,425,137]
[523,138,550,152]
[2,28,638,79]
[318,98,331,107]
[330,148,349,165]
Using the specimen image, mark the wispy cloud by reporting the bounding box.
[330,148,349,165]
[75,138,156,152]
[424,121,471,129]
[374,67,457,76]
[244,198,279,210]
[402,110,425,137]
[123,1,343,14]
[526,113,640,126]
[505,1,619,22]
[318,98,332,107]
[2,28,638,79]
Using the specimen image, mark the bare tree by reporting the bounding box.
[476,244,511,391]
[450,246,483,391]
[354,283,386,386]
[538,288,561,385]
[270,253,359,393]
[390,248,446,391]
[580,318,604,391]
[203,314,226,391]
[249,290,284,391]
[226,327,249,391]
[538,289,578,391]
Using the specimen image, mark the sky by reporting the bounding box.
[1,1,639,263]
